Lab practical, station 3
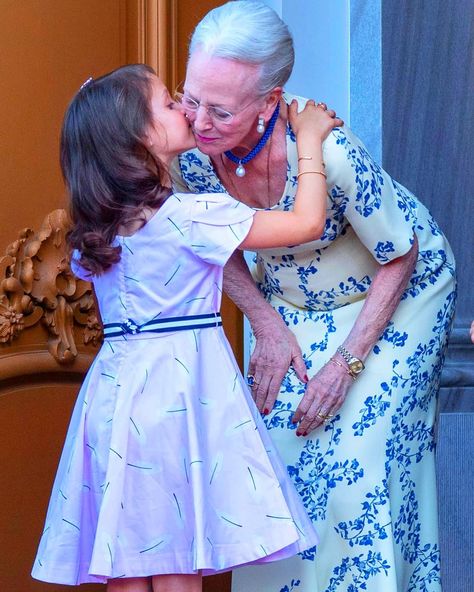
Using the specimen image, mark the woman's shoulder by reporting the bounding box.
[282,91,359,166]
[323,125,365,163]
[322,125,386,187]
[174,150,226,194]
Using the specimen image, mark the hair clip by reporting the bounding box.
[80,77,93,90]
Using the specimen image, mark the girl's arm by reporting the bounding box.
[239,100,343,250]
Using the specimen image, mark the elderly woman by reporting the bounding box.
[172,2,456,591]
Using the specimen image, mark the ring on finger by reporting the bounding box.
[316,410,334,421]
[246,374,260,388]
[317,102,327,110]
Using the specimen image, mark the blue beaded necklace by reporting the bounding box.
[224,103,280,177]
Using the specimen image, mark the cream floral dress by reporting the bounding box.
[175,94,456,592]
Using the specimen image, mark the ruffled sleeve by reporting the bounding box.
[189,193,255,266]
[70,249,93,281]
[324,126,418,264]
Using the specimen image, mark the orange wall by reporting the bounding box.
[0,0,126,250]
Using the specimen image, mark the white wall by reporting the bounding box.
[262,0,350,120]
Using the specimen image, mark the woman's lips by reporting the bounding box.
[195,133,219,144]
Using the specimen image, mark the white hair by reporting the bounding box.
[189,0,295,96]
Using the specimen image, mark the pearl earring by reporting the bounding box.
[257,116,265,134]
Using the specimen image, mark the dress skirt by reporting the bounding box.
[31,327,319,585]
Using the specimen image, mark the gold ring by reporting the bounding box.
[316,410,334,421]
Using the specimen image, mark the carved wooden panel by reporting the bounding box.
[0,209,101,367]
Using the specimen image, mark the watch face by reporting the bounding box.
[349,360,364,374]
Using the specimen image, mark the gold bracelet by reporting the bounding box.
[297,170,327,179]
[298,156,326,168]
[329,358,356,380]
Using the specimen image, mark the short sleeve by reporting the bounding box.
[189,193,255,266]
[70,249,93,281]
[324,126,418,264]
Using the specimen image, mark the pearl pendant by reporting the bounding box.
[235,164,246,177]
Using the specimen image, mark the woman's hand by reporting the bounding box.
[249,320,308,414]
[288,99,343,141]
[292,238,419,437]
[292,359,354,435]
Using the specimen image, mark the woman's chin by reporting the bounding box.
[194,140,224,157]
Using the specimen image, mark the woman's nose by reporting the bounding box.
[193,105,214,131]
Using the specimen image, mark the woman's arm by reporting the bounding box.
[292,235,419,435]
[223,250,308,412]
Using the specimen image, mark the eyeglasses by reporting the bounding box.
[174,91,254,124]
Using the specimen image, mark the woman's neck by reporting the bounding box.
[227,100,288,158]
[211,110,288,209]
[227,129,264,158]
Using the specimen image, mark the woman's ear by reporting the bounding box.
[262,87,283,118]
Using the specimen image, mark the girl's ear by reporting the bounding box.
[143,131,154,149]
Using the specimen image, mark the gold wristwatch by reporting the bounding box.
[336,345,365,378]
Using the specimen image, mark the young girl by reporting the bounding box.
[31,64,342,591]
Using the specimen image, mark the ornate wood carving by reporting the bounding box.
[0,209,101,365]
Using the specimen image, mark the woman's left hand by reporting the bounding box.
[291,360,354,435]
[291,237,420,436]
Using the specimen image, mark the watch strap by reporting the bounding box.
[336,345,365,378]
[336,345,354,364]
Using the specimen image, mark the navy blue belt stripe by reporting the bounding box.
[103,312,222,338]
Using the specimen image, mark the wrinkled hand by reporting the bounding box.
[292,360,354,435]
[249,322,308,414]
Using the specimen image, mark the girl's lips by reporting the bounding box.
[195,133,219,144]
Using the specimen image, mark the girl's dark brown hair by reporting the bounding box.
[61,64,171,275]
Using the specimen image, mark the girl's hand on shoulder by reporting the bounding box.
[289,99,343,141]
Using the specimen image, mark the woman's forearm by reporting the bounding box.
[223,250,287,334]
[340,236,419,360]
[223,249,308,410]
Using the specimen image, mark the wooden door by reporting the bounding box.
[0,2,232,591]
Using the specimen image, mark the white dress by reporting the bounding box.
[31,192,318,585]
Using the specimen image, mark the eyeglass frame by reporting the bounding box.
[174,90,263,125]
